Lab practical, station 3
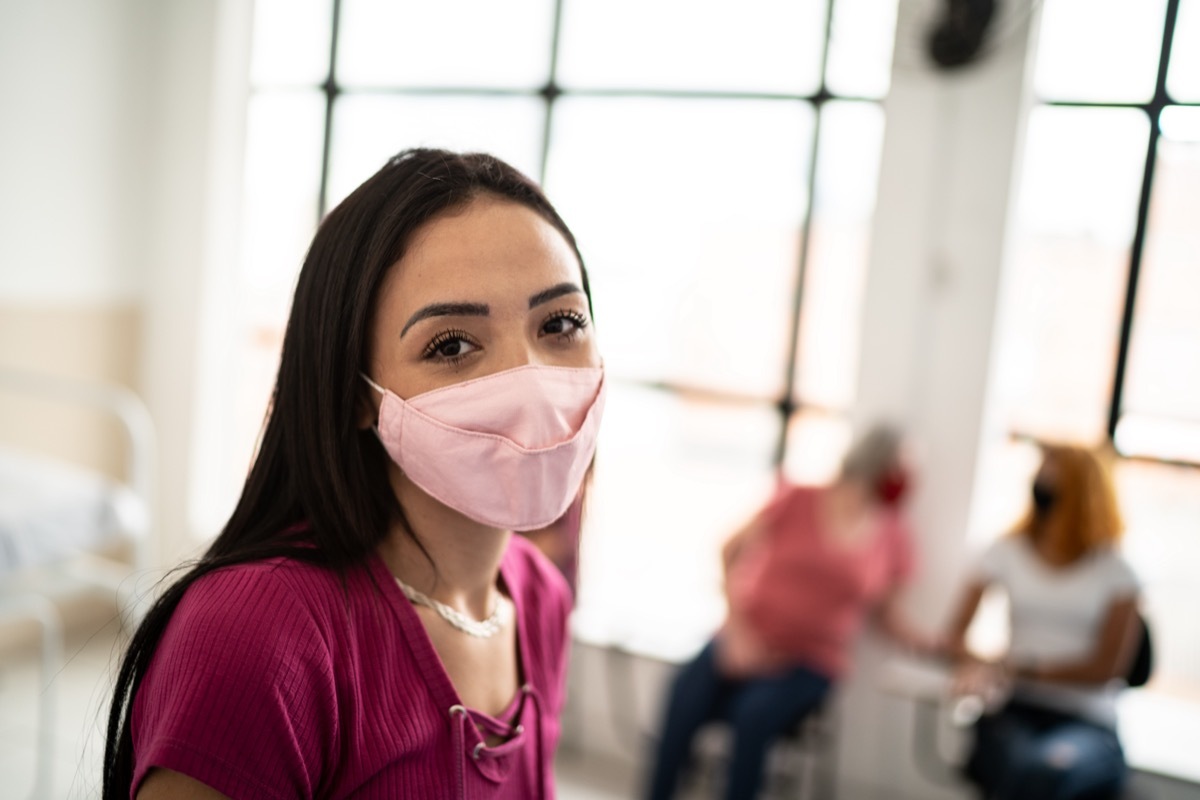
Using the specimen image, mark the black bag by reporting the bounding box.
[1126,613,1153,688]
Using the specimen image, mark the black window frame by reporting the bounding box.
[299,0,892,474]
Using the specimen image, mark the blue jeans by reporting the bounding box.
[645,640,832,800]
[966,701,1127,800]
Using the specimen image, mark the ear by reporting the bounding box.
[356,382,380,430]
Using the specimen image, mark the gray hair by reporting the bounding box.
[840,423,904,486]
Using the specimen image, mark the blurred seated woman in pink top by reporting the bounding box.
[645,424,938,800]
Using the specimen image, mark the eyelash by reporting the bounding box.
[420,310,588,366]
[541,309,589,339]
[421,329,478,365]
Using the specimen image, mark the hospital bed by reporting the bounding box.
[0,367,155,799]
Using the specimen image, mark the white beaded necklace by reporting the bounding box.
[396,579,504,638]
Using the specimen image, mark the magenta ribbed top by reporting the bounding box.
[131,534,571,799]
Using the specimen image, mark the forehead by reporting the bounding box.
[383,196,581,308]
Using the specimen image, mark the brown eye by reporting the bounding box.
[423,330,480,363]
[540,310,588,338]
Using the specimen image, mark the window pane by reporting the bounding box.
[326,94,545,210]
[991,107,1149,441]
[793,102,885,410]
[545,97,813,399]
[221,91,327,528]
[1117,108,1200,462]
[337,0,554,88]
[250,0,332,87]
[825,0,899,98]
[574,383,780,660]
[557,0,827,95]
[239,92,327,299]
[1114,459,1200,696]
[1168,0,1200,101]
[966,438,1043,544]
[1034,0,1168,102]
[781,410,853,485]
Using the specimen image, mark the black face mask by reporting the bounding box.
[1032,482,1057,514]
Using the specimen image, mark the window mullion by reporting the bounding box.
[1106,0,1183,439]
[316,0,344,220]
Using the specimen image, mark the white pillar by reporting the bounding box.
[838,0,1040,795]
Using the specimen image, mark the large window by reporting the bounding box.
[221,0,900,658]
[980,0,1200,699]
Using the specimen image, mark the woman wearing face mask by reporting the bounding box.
[645,424,938,800]
[943,444,1141,800]
[103,149,605,800]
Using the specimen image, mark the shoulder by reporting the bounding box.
[876,509,917,572]
[505,535,573,711]
[134,557,350,797]
[877,507,915,541]
[777,483,821,506]
[504,535,573,665]
[505,534,572,619]
[178,557,344,622]
[1088,546,1141,594]
[163,557,357,673]
[764,482,820,525]
[976,533,1023,577]
[140,557,358,724]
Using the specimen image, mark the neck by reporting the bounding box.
[378,471,511,620]
[822,480,877,540]
[828,479,873,515]
[1028,521,1078,567]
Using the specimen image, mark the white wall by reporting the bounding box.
[0,0,251,562]
[0,0,157,479]
[0,0,152,304]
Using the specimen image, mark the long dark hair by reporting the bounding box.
[103,149,592,797]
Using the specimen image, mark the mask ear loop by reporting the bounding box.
[361,372,387,396]
[359,374,393,466]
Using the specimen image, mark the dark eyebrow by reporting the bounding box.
[400,302,489,338]
[528,282,583,310]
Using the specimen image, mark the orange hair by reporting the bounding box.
[1015,443,1124,564]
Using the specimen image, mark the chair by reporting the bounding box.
[769,702,839,800]
[689,700,839,800]
[1125,612,1153,689]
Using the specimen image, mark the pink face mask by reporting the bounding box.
[363,364,605,531]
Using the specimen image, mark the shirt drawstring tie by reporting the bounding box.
[448,683,547,800]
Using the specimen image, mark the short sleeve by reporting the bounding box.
[1102,550,1141,597]
[759,483,812,536]
[131,565,338,800]
[974,536,1013,583]
[504,536,572,719]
